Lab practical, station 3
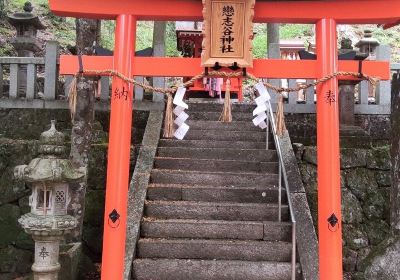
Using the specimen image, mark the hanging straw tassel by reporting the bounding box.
[68,75,78,121]
[219,78,232,123]
[163,93,175,138]
[275,93,286,137]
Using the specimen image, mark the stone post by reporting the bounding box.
[267,24,280,104]
[338,39,357,126]
[152,21,166,102]
[339,84,355,125]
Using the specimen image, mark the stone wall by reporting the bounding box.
[0,108,149,279]
[295,144,391,279]
[286,113,391,145]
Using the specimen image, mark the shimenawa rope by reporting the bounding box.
[68,69,379,137]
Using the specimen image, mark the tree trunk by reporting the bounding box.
[75,19,101,53]
[69,19,100,241]
[391,73,400,235]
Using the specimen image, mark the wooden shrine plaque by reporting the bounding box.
[202,0,255,68]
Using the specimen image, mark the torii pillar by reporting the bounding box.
[316,18,342,280]
[101,15,136,280]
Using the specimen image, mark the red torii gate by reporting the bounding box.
[49,1,397,279]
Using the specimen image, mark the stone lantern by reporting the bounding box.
[7,2,45,96]
[14,121,85,280]
[355,29,380,60]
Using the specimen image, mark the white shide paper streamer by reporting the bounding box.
[252,82,271,130]
[173,87,190,140]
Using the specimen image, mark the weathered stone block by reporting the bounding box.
[361,236,400,280]
[346,168,379,202]
[366,146,391,170]
[299,163,317,193]
[59,243,82,280]
[342,189,363,224]
[292,143,305,161]
[362,220,390,246]
[343,248,358,272]
[303,146,317,165]
[343,224,368,250]
[340,149,367,169]
[375,171,391,187]
[362,191,386,220]
[356,247,372,272]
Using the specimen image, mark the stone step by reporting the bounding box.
[156,147,277,162]
[190,111,253,121]
[183,130,270,142]
[150,169,279,187]
[133,259,301,280]
[144,200,288,221]
[141,219,292,242]
[187,120,262,131]
[187,102,256,113]
[159,139,274,150]
[147,184,286,204]
[154,157,279,173]
[137,238,292,262]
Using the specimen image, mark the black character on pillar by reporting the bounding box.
[114,87,129,100]
[325,90,336,105]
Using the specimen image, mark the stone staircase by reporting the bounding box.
[132,102,301,280]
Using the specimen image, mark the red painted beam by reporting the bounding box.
[59,55,390,80]
[49,0,400,24]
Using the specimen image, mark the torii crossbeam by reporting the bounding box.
[49,1,397,280]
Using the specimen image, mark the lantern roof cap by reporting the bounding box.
[355,30,380,48]
[7,2,45,30]
[13,121,85,183]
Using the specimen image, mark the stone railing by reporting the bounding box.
[0,41,59,109]
[267,44,392,115]
[0,41,393,114]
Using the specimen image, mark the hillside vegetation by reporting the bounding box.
[1,0,400,61]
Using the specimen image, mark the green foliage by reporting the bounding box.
[166,22,180,57]
[252,33,267,58]
[280,24,313,39]
[252,23,267,58]
[136,21,154,51]
[101,20,115,50]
